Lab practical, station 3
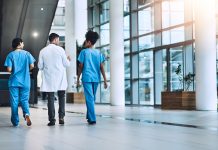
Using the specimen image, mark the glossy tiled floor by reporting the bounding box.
[0,100,218,150]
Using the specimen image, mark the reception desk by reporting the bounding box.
[0,72,35,106]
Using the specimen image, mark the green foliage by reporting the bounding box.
[175,63,195,91]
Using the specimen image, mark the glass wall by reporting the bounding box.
[87,0,199,105]
[50,0,65,47]
[53,7,65,26]
[170,47,183,91]
[162,0,184,28]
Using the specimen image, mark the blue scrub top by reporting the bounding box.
[4,50,35,88]
[78,48,105,82]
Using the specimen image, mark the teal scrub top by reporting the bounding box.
[78,48,105,82]
[4,50,35,88]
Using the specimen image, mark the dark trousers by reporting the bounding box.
[47,91,65,122]
[42,92,47,100]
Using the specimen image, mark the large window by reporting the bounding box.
[139,34,155,50]
[124,15,130,39]
[124,40,130,54]
[162,27,185,45]
[170,47,183,91]
[162,0,184,28]
[139,51,154,104]
[139,79,154,105]
[139,52,153,78]
[162,50,167,91]
[138,0,153,8]
[138,7,154,35]
[124,0,130,14]
[100,81,110,103]
[53,7,65,26]
[88,0,194,106]
[100,46,110,80]
[125,80,131,104]
[125,56,130,79]
[100,23,110,45]
[100,1,109,24]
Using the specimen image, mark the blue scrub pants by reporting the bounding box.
[9,87,30,126]
[83,82,98,122]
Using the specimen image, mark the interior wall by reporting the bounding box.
[0,0,25,71]
[0,0,58,71]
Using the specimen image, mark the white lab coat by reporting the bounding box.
[38,44,70,92]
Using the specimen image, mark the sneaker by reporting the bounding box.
[25,115,32,126]
[87,120,96,125]
[13,124,20,127]
[47,121,55,126]
[59,118,64,125]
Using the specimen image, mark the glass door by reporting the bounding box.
[139,51,154,105]
[154,46,184,105]
[154,49,167,105]
[169,47,183,91]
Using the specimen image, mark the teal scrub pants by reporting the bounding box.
[9,87,30,126]
[83,82,98,122]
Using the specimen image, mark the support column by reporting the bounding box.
[65,0,76,94]
[154,0,163,105]
[65,0,87,103]
[109,0,125,106]
[195,0,217,110]
[74,0,87,45]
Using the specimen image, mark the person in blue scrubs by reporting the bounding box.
[4,38,35,127]
[77,30,107,125]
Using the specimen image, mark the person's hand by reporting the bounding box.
[76,80,80,88]
[67,56,71,61]
[104,81,108,89]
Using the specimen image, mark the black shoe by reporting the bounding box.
[59,118,64,125]
[47,121,55,126]
[88,121,96,125]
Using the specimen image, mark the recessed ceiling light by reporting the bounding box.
[41,8,44,11]
[32,32,39,38]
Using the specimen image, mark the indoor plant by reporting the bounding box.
[161,63,196,110]
[175,63,195,91]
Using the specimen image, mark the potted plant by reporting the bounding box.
[175,63,195,91]
[161,63,196,110]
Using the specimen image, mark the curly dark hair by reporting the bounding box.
[12,38,23,49]
[85,30,99,45]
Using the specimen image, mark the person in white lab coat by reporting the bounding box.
[38,33,71,126]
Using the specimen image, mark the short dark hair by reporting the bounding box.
[85,30,99,45]
[12,38,23,49]
[49,33,59,42]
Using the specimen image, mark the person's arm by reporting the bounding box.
[27,52,35,71]
[61,48,70,67]
[100,63,107,89]
[7,67,12,72]
[38,51,44,70]
[4,55,12,73]
[30,64,34,70]
[77,50,85,87]
[77,63,83,87]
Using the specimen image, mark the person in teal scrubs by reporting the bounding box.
[4,38,35,127]
[77,30,107,125]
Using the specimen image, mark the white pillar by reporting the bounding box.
[74,0,87,45]
[110,0,125,106]
[65,0,87,93]
[195,0,217,110]
[65,0,76,93]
